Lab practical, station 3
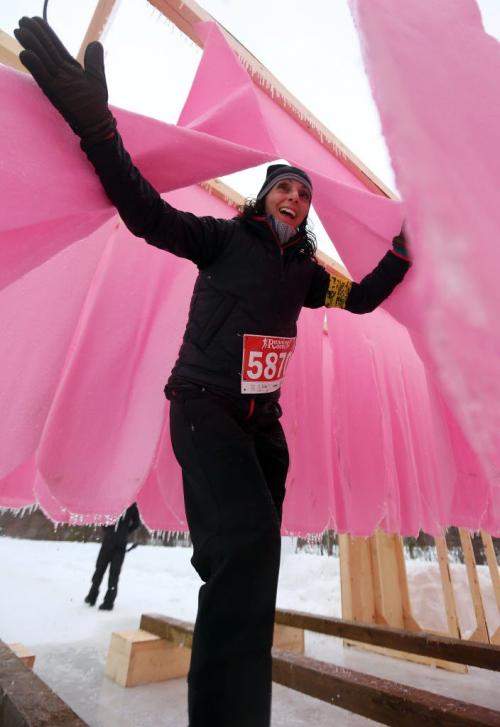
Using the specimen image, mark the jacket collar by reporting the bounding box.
[242,215,304,250]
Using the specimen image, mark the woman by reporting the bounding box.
[15,17,410,727]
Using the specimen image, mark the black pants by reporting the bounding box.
[169,390,289,727]
[91,537,126,603]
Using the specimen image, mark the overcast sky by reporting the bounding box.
[2,1,500,254]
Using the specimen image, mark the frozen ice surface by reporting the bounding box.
[1,536,498,725]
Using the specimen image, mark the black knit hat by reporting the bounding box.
[256,164,313,201]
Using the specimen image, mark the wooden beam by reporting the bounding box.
[459,528,490,643]
[76,0,119,65]
[140,613,194,649]
[274,608,500,671]
[0,640,87,727]
[481,531,500,645]
[272,649,500,727]
[147,0,395,198]
[142,609,500,672]
[435,535,462,639]
[481,531,500,609]
[0,30,26,73]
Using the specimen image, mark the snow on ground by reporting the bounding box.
[1,536,499,726]
[3,535,497,646]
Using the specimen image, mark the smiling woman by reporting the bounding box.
[261,168,312,229]
[237,164,316,250]
[10,10,413,727]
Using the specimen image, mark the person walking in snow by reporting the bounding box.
[84,502,140,611]
[15,17,410,727]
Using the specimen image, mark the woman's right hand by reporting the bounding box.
[14,16,116,145]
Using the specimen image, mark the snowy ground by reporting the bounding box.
[1,536,499,726]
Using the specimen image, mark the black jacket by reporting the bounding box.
[84,134,409,398]
[102,503,140,546]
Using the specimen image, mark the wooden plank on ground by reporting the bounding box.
[0,640,87,727]
[272,649,500,727]
[274,608,500,671]
[140,613,500,724]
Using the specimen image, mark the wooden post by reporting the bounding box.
[435,535,462,639]
[272,624,304,654]
[481,530,500,645]
[458,528,490,644]
[76,0,119,64]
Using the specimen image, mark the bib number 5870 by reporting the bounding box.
[247,350,293,380]
[241,334,296,394]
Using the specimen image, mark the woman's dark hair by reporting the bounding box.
[237,197,317,259]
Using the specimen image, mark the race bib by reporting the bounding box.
[241,334,296,394]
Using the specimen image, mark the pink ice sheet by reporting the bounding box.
[0,12,498,534]
[351,0,500,486]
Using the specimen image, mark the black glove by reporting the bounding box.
[392,228,411,261]
[14,16,116,145]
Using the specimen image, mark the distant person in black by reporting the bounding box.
[85,503,140,610]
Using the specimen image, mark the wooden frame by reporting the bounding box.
[0,30,26,73]
[339,529,500,672]
[27,0,394,199]
[146,0,395,198]
[76,0,120,65]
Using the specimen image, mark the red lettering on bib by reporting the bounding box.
[241,334,296,394]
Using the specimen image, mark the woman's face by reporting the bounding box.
[264,179,311,228]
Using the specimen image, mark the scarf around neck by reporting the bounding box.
[266,214,297,244]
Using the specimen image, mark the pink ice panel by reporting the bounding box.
[280,308,333,535]
[180,23,405,274]
[0,221,114,478]
[1,13,499,536]
[34,471,71,524]
[138,416,187,532]
[351,0,500,484]
[36,222,192,519]
[0,65,272,290]
[323,307,494,535]
[0,458,36,510]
